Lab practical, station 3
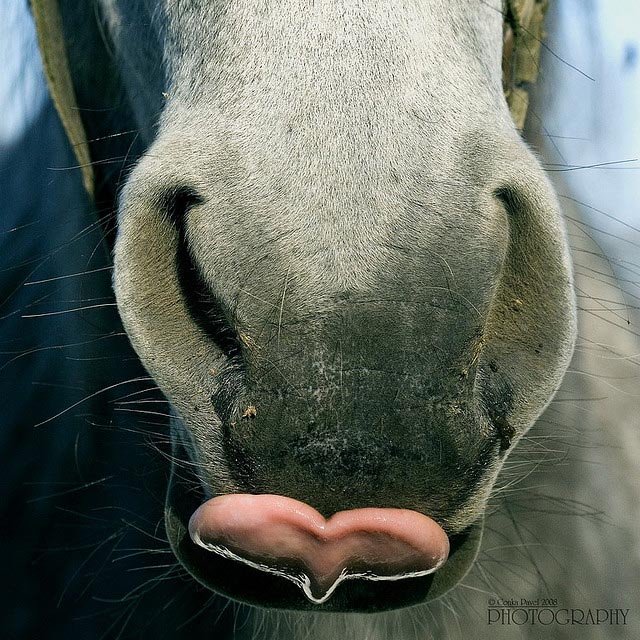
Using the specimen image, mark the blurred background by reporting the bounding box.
[1,1,638,638]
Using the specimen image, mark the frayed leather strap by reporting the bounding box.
[31,0,94,197]
[503,0,550,129]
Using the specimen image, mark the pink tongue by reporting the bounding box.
[188,494,449,604]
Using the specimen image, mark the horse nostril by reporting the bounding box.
[163,187,244,361]
[163,186,204,230]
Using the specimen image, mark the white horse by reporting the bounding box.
[1,1,638,638]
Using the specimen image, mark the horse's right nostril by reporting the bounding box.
[163,186,204,229]
[163,187,244,361]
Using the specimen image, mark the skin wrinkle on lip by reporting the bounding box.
[191,533,448,605]
[188,494,450,603]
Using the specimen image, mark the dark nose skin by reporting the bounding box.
[214,295,498,522]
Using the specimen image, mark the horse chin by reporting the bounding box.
[163,444,485,612]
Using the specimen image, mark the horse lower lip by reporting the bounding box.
[188,494,450,604]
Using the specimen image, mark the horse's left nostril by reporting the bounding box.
[493,414,516,451]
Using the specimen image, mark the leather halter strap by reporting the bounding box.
[30,0,94,197]
[502,0,549,129]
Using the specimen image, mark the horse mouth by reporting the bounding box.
[188,494,451,605]
[164,451,484,612]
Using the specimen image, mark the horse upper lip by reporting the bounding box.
[164,448,484,611]
[187,493,450,604]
